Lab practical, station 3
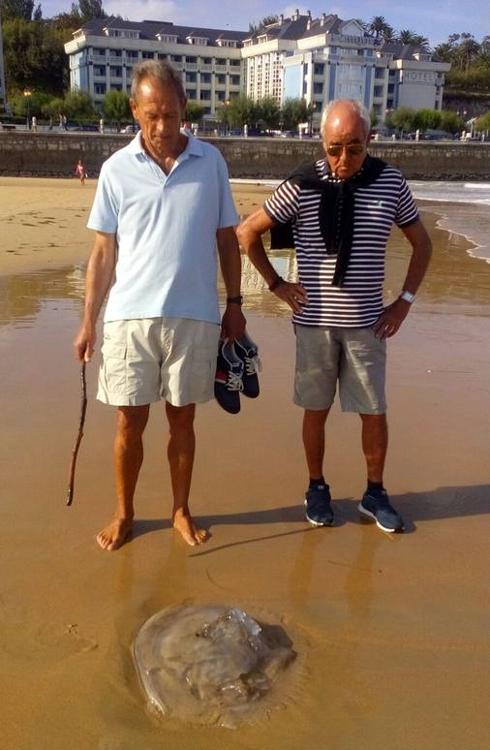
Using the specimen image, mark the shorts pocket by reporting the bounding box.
[101,341,127,394]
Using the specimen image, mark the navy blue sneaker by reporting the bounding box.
[304,484,334,527]
[234,332,261,398]
[358,488,404,533]
[214,341,244,414]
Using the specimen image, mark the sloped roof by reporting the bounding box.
[79,16,248,45]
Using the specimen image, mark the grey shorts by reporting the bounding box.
[293,325,386,414]
[97,318,220,407]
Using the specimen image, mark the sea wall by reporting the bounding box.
[0,131,489,180]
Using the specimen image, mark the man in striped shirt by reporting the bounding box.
[237,99,432,533]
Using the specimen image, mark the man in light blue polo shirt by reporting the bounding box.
[74,60,245,550]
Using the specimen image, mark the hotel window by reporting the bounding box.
[374,85,384,98]
[186,56,197,63]
[314,63,324,75]
[313,82,323,94]
[230,75,240,85]
[94,83,106,94]
[200,90,211,100]
[110,67,122,77]
[142,51,154,59]
[201,73,211,83]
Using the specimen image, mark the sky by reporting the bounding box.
[39,1,488,48]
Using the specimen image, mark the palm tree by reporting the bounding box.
[398,29,430,50]
[368,16,394,40]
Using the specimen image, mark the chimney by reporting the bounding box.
[320,13,327,27]
[294,9,299,20]
[280,14,284,24]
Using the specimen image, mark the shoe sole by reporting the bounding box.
[304,500,334,527]
[358,503,403,533]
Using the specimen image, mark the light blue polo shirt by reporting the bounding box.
[87,132,238,324]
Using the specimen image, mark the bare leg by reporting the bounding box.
[97,404,150,551]
[166,402,208,546]
[302,408,330,479]
[360,413,388,483]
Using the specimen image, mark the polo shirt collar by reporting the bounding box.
[127,130,204,159]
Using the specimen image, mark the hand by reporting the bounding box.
[73,323,96,362]
[221,304,246,341]
[373,298,411,340]
[273,281,308,314]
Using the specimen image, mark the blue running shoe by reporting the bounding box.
[358,488,404,533]
[305,484,334,527]
[234,332,261,398]
[214,341,244,414]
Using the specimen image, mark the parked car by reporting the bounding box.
[120,123,139,133]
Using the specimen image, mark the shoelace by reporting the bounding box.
[243,354,262,376]
[226,370,244,392]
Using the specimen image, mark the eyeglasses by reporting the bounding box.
[326,143,365,157]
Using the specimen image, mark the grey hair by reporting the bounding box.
[130,59,186,103]
[320,99,371,137]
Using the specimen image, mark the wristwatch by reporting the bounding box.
[400,290,416,304]
[226,295,243,305]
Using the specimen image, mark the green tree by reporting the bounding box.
[385,106,416,133]
[63,89,96,119]
[2,17,68,93]
[439,110,464,133]
[413,109,441,130]
[398,29,430,50]
[77,0,106,21]
[255,96,280,129]
[0,0,34,21]
[185,100,204,123]
[102,90,130,126]
[368,16,394,41]
[475,111,490,131]
[218,95,257,129]
[248,14,279,35]
[280,98,308,130]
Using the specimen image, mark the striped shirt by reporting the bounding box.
[264,159,419,327]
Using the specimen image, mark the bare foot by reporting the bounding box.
[173,510,209,546]
[96,517,133,551]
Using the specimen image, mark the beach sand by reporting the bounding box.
[0,178,489,750]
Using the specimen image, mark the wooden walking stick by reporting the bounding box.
[66,361,88,506]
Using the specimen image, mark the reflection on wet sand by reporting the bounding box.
[1,194,490,749]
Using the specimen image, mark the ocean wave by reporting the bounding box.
[231,178,490,263]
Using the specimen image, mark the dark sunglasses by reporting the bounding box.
[326,143,365,156]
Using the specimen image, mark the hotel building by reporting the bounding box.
[64,12,450,124]
[64,17,247,117]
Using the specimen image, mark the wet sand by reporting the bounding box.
[0,178,489,749]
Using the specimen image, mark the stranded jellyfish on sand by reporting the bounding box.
[133,604,297,728]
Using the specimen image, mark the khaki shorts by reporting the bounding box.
[97,318,220,407]
[293,325,386,414]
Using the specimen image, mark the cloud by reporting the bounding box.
[104,0,180,23]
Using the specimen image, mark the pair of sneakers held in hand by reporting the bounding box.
[214,332,261,414]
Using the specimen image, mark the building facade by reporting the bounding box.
[244,11,450,125]
[64,17,247,117]
[64,12,450,124]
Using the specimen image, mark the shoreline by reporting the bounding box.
[0,179,489,749]
[1,177,489,279]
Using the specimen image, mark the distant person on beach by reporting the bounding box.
[74,60,245,550]
[238,99,432,533]
[75,159,87,184]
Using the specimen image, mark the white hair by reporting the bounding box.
[320,99,371,137]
